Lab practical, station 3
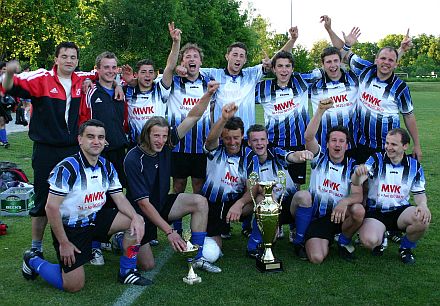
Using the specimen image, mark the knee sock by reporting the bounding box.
[293,206,313,245]
[31,240,43,252]
[120,243,140,276]
[0,129,7,143]
[91,241,101,249]
[241,214,252,230]
[191,231,206,259]
[30,257,63,290]
[338,233,352,246]
[400,235,417,249]
[173,219,183,233]
[247,217,262,251]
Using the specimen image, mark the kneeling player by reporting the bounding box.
[22,120,148,292]
[352,128,430,264]
[303,99,364,263]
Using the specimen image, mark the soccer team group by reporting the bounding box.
[0,16,431,292]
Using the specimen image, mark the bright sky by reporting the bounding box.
[241,0,438,49]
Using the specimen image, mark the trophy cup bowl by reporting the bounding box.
[180,243,202,285]
[248,172,285,273]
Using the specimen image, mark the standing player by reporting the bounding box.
[1,43,101,258]
[22,119,149,292]
[0,61,13,148]
[352,128,430,264]
[123,81,222,274]
[245,124,315,260]
[303,99,364,263]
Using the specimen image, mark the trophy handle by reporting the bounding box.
[248,172,259,210]
[277,171,287,206]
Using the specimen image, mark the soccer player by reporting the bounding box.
[1,43,104,258]
[303,99,364,263]
[244,124,315,260]
[322,16,421,163]
[0,61,12,148]
[123,81,222,274]
[199,103,255,259]
[352,128,430,264]
[21,119,149,292]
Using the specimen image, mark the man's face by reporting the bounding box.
[221,128,243,155]
[385,133,408,161]
[273,58,293,86]
[0,66,6,76]
[375,49,398,78]
[97,58,118,84]
[322,54,342,81]
[78,126,106,157]
[136,64,156,90]
[181,49,202,78]
[148,125,169,153]
[225,47,246,75]
[327,131,348,162]
[55,48,78,77]
[248,131,268,158]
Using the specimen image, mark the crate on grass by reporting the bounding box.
[0,187,34,216]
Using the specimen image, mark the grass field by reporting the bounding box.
[0,82,439,305]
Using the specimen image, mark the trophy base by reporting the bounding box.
[256,258,283,273]
[183,276,202,285]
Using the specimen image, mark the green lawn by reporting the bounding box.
[0,82,439,305]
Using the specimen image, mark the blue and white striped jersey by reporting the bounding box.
[201,65,264,133]
[309,147,356,218]
[349,54,413,149]
[48,151,122,228]
[168,75,212,154]
[256,70,321,147]
[364,152,425,213]
[125,81,169,144]
[201,145,254,203]
[310,69,359,149]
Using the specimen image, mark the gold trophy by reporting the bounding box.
[248,171,286,272]
[180,231,202,285]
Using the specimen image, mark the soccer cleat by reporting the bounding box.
[149,239,159,247]
[22,249,39,280]
[3,142,10,149]
[241,228,252,238]
[111,232,124,254]
[293,243,308,261]
[276,226,285,239]
[399,248,416,265]
[372,245,385,256]
[388,230,403,243]
[220,232,232,240]
[101,242,112,251]
[118,269,153,286]
[289,229,296,243]
[30,248,44,259]
[246,248,262,259]
[338,244,356,262]
[90,248,105,265]
[193,257,222,273]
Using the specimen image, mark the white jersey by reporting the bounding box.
[309,147,356,218]
[125,81,170,144]
[364,152,425,212]
[201,65,264,133]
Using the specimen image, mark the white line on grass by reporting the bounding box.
[113,246,174,306]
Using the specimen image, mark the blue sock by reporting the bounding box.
[173,219,183,232]
[31,240,43,252]
[338,233,352,246]
[191,231,206,259]
[0,129,6,143]
[247,217,262,251]
[119,255,137,276]
[91,241,101,249]
[30,257,63,290]
[241,214,252,230]
[293,206,313,245]
[400,235,417,249]
[289,223,295,231]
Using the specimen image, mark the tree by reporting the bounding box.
[292,44,314,72]
[352,42,378,63]
[309,40,331,67]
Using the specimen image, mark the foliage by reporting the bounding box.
[309,40,331,67]
[352,42,379,63]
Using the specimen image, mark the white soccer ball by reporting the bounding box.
[202,236,222,263]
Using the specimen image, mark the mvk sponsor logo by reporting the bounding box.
[361,92,381,106]
[323,178,340,191]
[133,106,154,115]
[330,94,348,103]
[183,98,200,106]
[381,184,401,193]
[224,172,238,183]
[274,99,295,112]
[84,191,105,203]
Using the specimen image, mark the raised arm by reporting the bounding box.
[205,102,238,151]
[176,81,219,138]
[1,60,19,91]
[161,22,182,88]
[397,29,413,61]
[278,26,298,54]
[286,150,314,163]
[304,98,334,155]
[320,15,344,49]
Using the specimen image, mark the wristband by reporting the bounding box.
[342,44,351,51]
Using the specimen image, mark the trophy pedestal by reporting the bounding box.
[256,258,283,273]
[183,275,202,285]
